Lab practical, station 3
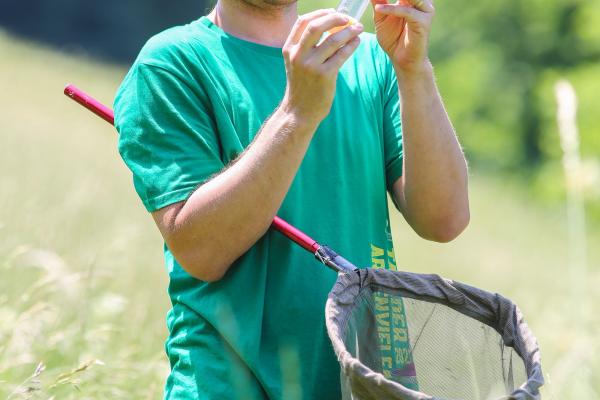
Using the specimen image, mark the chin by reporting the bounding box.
[254,0,298,7]
[265,0,297,4]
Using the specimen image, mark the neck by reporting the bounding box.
[208,0,297,47]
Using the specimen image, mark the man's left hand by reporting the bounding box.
[371,0,435,75]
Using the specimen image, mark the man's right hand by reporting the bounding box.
[281,9,363,126]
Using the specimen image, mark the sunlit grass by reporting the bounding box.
[1,30,169,398]
[1,30,598,399]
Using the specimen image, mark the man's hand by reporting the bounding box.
[371,0,434,75]
[281,9,363,125]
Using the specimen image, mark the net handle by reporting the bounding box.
[63,84,357,273]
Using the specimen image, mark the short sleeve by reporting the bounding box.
[381,58,403,192]
[114,63,224,212]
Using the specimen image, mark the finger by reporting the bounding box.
[312,23,363,63]
[327,19,354,35]
[408,0,434,13]
[287,9,336,45]
[373,4,427,22]
[298,13,352,50]
[323,36,361,70]
[370,0,391,23]
[369,0,388,9]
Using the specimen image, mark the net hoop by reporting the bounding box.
[325,269,544,400]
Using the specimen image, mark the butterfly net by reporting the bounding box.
[325,269,544,400]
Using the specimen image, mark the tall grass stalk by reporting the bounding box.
[553,79,593,397]
[555,80,588,310]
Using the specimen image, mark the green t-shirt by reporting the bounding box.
[114,16,403,400]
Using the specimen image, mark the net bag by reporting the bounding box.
[325,269,544,400]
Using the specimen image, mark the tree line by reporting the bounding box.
[0,0,212,62]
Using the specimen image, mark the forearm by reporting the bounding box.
[155,105,318,281]
[393,63,470,242]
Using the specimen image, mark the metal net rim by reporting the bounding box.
[324,269,544,400]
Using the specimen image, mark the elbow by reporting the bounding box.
[187,262,228,283]
[430,219,468,243]
[153,203,237,282]
[179,252,230,282]
[168,242,231,282]
[418,208,470,243]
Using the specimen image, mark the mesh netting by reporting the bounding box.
[325,269,544,400]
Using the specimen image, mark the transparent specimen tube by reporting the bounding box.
[336,0,370,22]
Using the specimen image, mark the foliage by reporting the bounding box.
[428,0,600,168]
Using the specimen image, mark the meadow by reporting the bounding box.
[1,30,598,399]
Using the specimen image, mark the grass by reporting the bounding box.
[0,31,168,398]
[1,30,598,399]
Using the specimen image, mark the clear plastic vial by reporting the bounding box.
[336,0,370,23]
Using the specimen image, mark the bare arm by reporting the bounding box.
[373,0,469,242]
[392,64,469,242]
[152,109,315,282]
[152,10,363,281]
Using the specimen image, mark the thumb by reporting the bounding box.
[370,0,389,22]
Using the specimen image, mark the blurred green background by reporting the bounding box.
[1,0,599,398]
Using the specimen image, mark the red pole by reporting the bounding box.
[64,84,115,125]
[64,84,320,254]
[272,216,320,253]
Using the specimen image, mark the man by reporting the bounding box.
[114,0,469,397]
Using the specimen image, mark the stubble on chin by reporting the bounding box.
[238,0,298,13]
[262,0,297,6]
